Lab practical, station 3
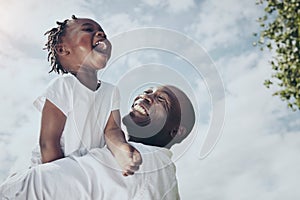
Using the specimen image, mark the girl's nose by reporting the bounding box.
[95,31,106,39]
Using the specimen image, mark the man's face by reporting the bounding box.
[123,86,180,140]
[60,18,112,72]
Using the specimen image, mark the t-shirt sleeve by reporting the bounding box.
[111,85,120,111]
[33,77,72,116]
[162,180,180,200]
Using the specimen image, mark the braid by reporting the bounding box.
[44,15,78,74]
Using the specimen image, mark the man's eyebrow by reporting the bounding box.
[161,89,173,99]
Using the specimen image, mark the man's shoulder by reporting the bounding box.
[129,142,172,156]
[128,143,179,200]
[129,142,175,173]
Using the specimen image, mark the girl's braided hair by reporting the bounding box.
[44,15,77,74]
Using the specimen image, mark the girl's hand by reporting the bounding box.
[113,143,142,176]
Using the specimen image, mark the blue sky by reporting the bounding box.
[0,0,300,199]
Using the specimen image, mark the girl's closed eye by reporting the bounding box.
[83,28,94,32]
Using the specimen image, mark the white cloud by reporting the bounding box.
[0,1,90,46]
[102,13,141,36]
[141,0,164,7]
[141,0,195,13]
[185,0,262,51]
[167,0,195,13]
[0,0,84,180]
[176,50,300,200]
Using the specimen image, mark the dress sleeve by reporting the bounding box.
[33,76,72,116]
[161,180,180,200]
[111,85,120,111]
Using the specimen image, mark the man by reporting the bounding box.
[0,85,195,200]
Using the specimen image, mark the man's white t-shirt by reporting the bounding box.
[32,74,120,164]
[0,143,180,200]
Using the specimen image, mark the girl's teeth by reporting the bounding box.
[95,41,107,50]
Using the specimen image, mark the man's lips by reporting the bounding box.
[132,104,148,116]
[129,112,150,127]
[132,100,150,116]
[129,101,151,126]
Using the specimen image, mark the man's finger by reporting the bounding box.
[122,170,134,176]
[127,165,139,172]
[132,151,142,165]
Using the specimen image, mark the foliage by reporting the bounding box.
[255,0,300,110]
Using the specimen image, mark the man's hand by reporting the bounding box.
[113,143,142,176]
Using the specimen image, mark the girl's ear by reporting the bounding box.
[55,43,70,56]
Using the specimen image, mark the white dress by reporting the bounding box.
[0,143,180,200]
[31,74,120,165]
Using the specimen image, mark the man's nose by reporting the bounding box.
[142,95,153,105]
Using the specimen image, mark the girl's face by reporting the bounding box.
[60,18,112,73]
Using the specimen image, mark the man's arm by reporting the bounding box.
[39,99,65,163]
[104,110,142,176]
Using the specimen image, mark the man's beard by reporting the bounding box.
[122,114,159,137]
[122,114,173,147]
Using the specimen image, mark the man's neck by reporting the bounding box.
[128,135,172,149]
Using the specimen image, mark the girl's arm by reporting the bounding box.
[104,110,142,176]
[39,99,66,163]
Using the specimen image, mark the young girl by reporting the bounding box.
[32,15,141,176]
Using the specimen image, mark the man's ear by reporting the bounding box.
[55,43,70,56]
[170,126,187,138]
